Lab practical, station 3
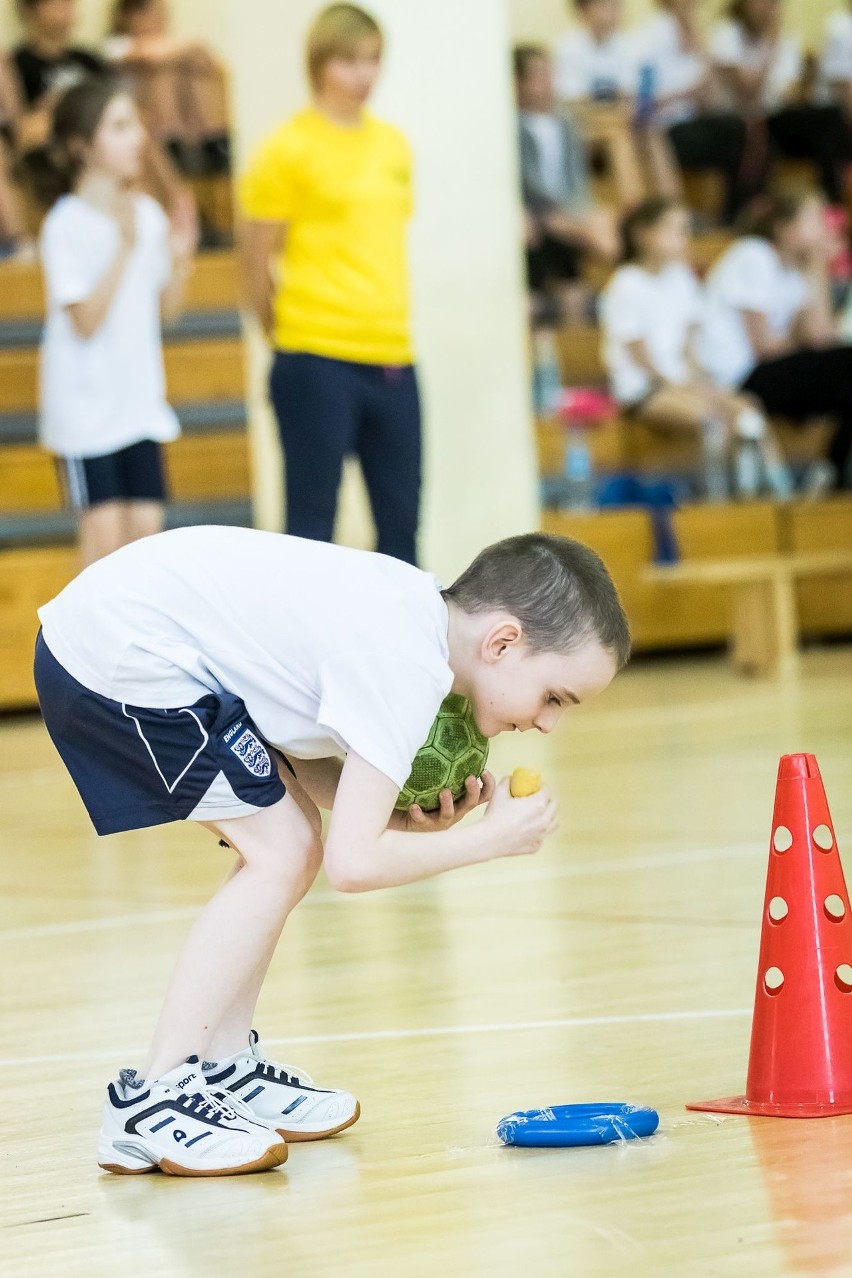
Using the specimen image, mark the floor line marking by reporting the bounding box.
[0,1007,750,1069]
[0,842,764,941]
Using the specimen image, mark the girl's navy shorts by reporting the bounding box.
[34,631,289,836]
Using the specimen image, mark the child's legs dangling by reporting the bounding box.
[139,787,324,1084]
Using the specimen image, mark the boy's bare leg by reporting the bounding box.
[139,791,323,1083]
[202,776,324,1060]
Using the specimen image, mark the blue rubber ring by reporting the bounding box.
[496,1103,660,1148]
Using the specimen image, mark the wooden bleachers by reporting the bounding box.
[543,495,852,655]
[0,249,253,708]
[537,226,852,657]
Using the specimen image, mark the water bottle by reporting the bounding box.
[701,415,729,502]
[735,438,763,499]
[563,431,594,511]
[635,63,657,126]
[532,330,563,417]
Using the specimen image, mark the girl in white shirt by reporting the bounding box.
[711,0,847,203]
[600,198,767,448]
[20,78,196,566]
[701,191,852,488]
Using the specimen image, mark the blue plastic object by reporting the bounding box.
[496,1103,659,1148]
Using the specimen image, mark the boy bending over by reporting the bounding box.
[35,527,629,1176]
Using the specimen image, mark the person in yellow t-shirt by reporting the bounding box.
[240,3,421,565]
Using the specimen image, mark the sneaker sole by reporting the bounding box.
[99,1142,288,1177]
[276,1101,361,1143]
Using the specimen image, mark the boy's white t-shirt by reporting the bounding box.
[38,528,454,790]
[598,261,703,404]
[698,237,808,388]
[39,193,180,458]
[554,28,639,101]
[710,21,802,113]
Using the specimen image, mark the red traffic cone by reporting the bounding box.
[688,753,852,1117]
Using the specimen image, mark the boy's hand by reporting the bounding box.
[482,776,558,858]
[404,771,496,833]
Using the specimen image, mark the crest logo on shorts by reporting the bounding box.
[229,728,272,778]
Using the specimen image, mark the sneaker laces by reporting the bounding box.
[184,1088,242,1123]
[207,1088,275,1126]
[259,1060,314,1087]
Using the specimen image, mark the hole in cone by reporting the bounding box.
[835,965,852,994]
[814,824,834,851]
[773,826,793,853]
[764,967,785,994]
[825,895,846,922]
[768,896,789,923]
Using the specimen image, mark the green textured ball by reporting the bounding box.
[395,693,489,812]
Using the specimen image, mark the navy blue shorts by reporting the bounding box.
[56,439,168,512]
[34,632,288,836]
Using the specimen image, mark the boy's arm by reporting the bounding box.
[323,752,557,893]
[283,753,494,833]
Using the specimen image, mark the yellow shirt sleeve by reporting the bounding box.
[239,125,301,223]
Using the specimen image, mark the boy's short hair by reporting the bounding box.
[306,4,383,89]
[513,44,547,83]
[442,533,631,669]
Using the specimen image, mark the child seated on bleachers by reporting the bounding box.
[700,190,852,490]
[599,197,789,497]
[711,0,848,205]
[104,0,230,176]
[554,0,679,208]
[11,0,191,225]
[12,0,109,150]
[632,0,750,224]
[515,44,618,326]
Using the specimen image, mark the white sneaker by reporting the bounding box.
[98,1055,288,1176]
[204,1030,361,1142]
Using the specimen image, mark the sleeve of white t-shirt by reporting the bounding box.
[40,204,99,308]
[710,21,743,67]
[714,241,782,315]
[599,268,650,343]
[318,652,448,789]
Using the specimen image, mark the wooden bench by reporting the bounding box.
[644,551,852,677]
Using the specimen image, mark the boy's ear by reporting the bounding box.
[481,618,523,663]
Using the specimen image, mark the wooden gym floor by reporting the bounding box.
[1,645,851,1278]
